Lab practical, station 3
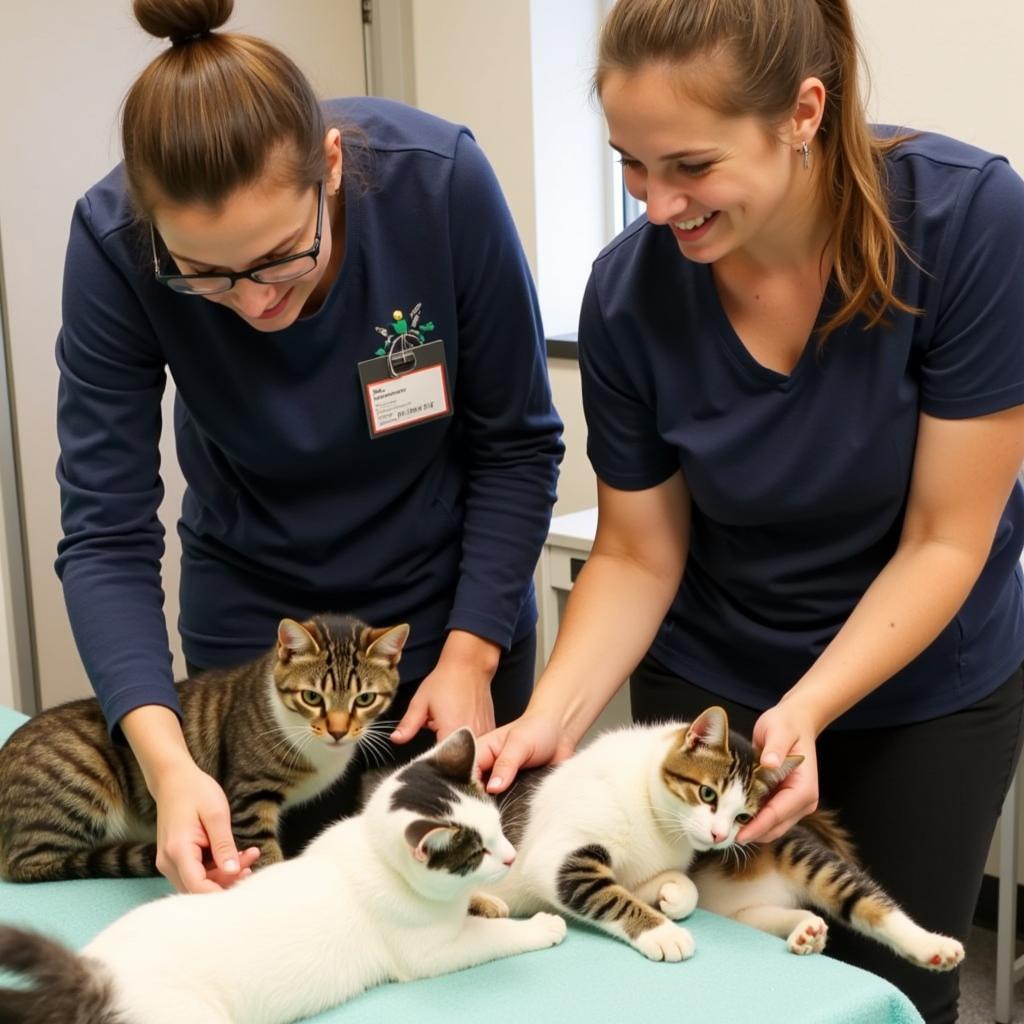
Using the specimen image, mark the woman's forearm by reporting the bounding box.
[783,537,990,732]
[120,704,196,796]
[529,549,682,745]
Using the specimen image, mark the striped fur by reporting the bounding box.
[0,926,120,1024]
[485,707,963,970]
[0,614,407,882]
[556,844,663,939]
[689,715,964,970]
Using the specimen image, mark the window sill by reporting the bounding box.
[546,333,579,360]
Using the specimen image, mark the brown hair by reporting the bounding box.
[122,0,328,215]
[597,0,920,341]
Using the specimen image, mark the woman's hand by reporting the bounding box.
[737,701,820,844]
[151,758,261,893]
[476,713,577,793]
[391,630,502,743]
[121,704,259,893]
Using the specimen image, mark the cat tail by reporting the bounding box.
[797,809,859,864]
[0,926,118,1024]
[3,841,158,882]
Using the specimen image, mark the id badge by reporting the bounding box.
[358,339,453,438]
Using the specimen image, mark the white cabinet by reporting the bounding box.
[538,507,632,742]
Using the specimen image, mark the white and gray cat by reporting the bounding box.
[487,706,964,971]
[0,729,566,1024]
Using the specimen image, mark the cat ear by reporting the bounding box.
[682,706,730,754]
[754,754,804,792]
[432,727,477,783]
[277,619,320,662]
[365,623,411,668]
[405,819,457,862]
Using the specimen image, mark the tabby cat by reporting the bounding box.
[0,729,566,1024]
[488,706,964,971]
[0,613,408,882]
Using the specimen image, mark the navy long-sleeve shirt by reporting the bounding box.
[55,97,563,733]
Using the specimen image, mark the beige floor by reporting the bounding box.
[960,925,1021,1023]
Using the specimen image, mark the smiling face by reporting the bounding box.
[149,133,343,332]
[601,59,821,267]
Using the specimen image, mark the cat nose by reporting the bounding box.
[711,829,726,844]
[325,711,350,740]
[502,852,516,867]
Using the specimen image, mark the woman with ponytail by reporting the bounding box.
[480,0,1024,1018]
[55,0,561,896]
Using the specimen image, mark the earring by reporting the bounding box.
[800,141,810,170]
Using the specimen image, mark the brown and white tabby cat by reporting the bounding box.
[488,707,964,971]
[0,614,408,882]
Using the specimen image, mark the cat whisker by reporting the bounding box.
[496,803,530,827]
[265,730,311,761]
[732,842,754,868]
[497,789,531,813]
[256,729,307,754]
[357,733,395,770]
[253,723,307,738]
[364,717,400,731]
[283,731,315,772]
[266,733,309,757]
[358,736,396,760]
[365,748,391,771]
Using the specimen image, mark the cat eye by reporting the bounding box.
[735,812,754,825]
[300,690,324,707]
[353,693,377,708]
[698,785,717,804]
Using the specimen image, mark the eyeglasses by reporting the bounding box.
[150,181,325,295]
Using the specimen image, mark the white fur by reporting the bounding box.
[79,733,566,1024]
[696,863,802,921]
[491,724,714,957]
[858,909,964,971]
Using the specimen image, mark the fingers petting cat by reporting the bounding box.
[0,614,407,889]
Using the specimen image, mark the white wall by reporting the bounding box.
[400,0,606,516]
[856,0,1024,170]
[0,543,13,708]
[410,1,539,271]
[529,0,612,338]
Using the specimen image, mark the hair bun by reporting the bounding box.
[133,0,234,45]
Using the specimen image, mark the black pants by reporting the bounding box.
[192,630,536,859]
[630,653,1024,1024]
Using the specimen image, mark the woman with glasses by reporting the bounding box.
[55,0,562,895]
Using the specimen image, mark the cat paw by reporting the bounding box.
[527,912,567,947]
[658,876,699,920]
[915,934,965,972]
[469,892,510,918]
[634,921,695,962]
[787,915,828,955]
